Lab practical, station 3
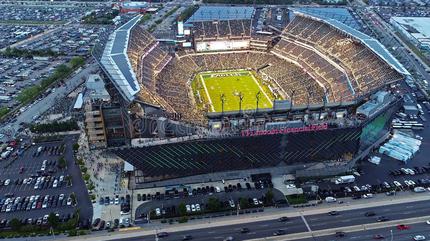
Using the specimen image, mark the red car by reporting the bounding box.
[373,234,385,239]
[396,224,410,230]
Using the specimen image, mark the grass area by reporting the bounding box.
[0,107,9,119]
[193,70,275,112]
[286,194,308,205]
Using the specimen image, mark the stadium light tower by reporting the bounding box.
[289,89,296,110]
[255,91,261,113]
[220,94,226,116]
[306,87,313,109]
[238,92,244,114]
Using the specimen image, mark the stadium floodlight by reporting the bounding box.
[289,89,296,110]
[237,92,244,114]
[255,91,261,113]
[306,86,313,109]
[220,93,226,116]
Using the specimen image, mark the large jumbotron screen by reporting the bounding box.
[195,40,250,52]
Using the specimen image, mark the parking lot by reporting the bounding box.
[0,135,92,229]
[0,5,88,22]
[0,57,64,109]
[0,24,52,49]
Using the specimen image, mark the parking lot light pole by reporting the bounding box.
[390,229,393,241]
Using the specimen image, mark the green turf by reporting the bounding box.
[194,70,274,112]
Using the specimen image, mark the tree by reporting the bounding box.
[70,57,85,69]
[239,197,249,209]
[207,197,221,212]
[72,143,80,151]
[58,157,67,169]
[178,202,187,216]
[265,189,274,204]
[48,212,59,228]
[9,218,22,231]
[70,192,77,206]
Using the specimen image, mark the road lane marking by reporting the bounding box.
[301,214,312,232]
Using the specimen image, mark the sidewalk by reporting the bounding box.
[57,191,430,241]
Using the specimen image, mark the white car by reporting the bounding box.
[155,208,161,216]
[414,235,426,241]
[393,181,402,187]
[253,198,259,205]
[114,197,119,205]
[67,197,72,206]
[215,186,221,193]
[426,220,430,225]
[229,200,235,208]
[186,204,191,213]
[191,204,196,212]
[53,180,58,188]
[196,204,201,212]
[362,193,373,199]
[59,194,65,201]
[4,179,10,186]
[406,168,416,175]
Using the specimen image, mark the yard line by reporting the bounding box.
[249,72,272,106]
[199,74,215,112]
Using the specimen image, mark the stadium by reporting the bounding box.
[93,7,409,185]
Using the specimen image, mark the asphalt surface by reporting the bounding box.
[134,188,285,220]
[110,200,430,241]
[0,62,98,141]
[0,135,92,222]
[296,222,430,241]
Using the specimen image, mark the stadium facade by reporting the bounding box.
[92,7,408,183]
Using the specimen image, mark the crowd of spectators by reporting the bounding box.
[127,26,172,92]
[127,14,404,125]
[280,15,403,101]
[193,19,252,39]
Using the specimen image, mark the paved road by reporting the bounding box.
[0,62,98,140]
[295,222,430,241]
[111,200,430,241]
[53,195,430,241]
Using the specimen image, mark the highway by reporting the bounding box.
[295,222,430,241]
[101,200,430,241]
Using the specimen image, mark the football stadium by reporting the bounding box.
[92,7,410,184]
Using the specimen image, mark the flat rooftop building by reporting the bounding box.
[390,17,430,53]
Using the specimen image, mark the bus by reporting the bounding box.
[412,123,424,129]
[392,125,412,129]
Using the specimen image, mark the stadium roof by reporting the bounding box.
[186,6,255,23]
[294,7,361,30]
[292,10,410,76]
[100,15,141,102]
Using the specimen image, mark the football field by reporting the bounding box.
[195,70,274,112]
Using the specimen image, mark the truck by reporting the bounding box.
[334,175,355,185]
